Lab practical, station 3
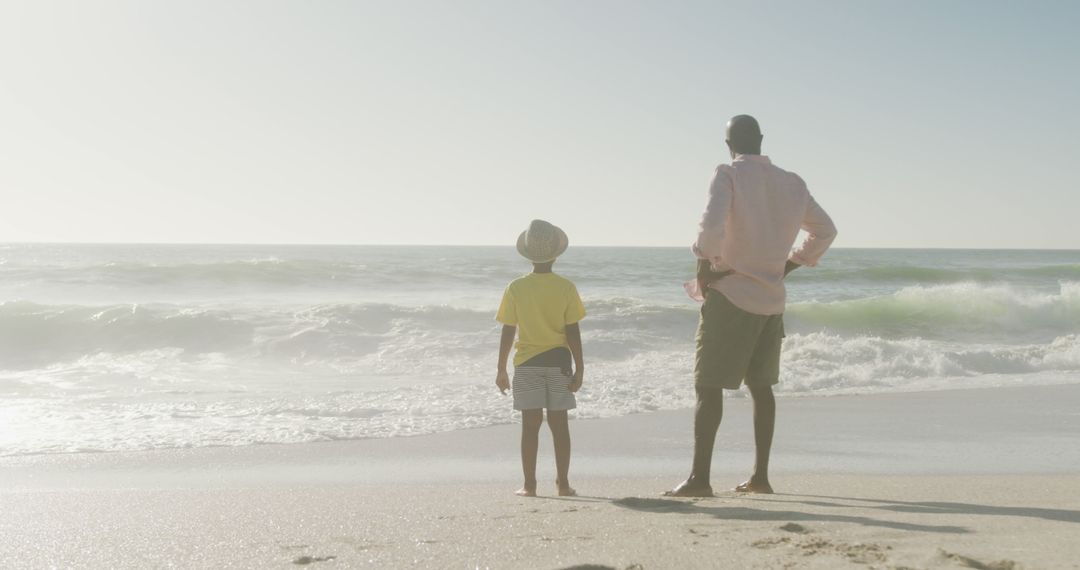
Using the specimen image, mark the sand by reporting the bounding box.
[3,384,1080,569]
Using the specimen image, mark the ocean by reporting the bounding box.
[1,244,1078,456]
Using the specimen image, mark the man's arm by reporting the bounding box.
[692,167,734,264]
[565,322,584,393]
[789,195,838,268]
[697,259,734,293]
[495,325,515,394]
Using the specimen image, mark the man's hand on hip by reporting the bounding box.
[783,260,801,278]
[697,260,732,293]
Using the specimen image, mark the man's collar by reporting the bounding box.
[734,154,771,164]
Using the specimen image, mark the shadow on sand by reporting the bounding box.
[611,496,970,534]
[774,493,1080,525]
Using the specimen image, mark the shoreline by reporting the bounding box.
[5,383,1080,488]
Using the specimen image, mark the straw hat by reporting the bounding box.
[516,219,569,263]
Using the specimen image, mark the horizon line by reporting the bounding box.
[2,241,1079,252]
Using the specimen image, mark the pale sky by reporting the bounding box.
[1,1,1078,248]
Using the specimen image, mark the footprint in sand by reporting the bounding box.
[778,522,810,534]
[936,548,1021,570]
[557,561,639,565]
[751,536,791,548]
[292,555,337,565]
[752,536,890,565]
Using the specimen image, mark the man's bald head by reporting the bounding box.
[725,115,763,157]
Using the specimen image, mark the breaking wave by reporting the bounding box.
[787,282,1080,340]
[3,281,1078,370]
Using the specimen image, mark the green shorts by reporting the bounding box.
[694,290,785,390]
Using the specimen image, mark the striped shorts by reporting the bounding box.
[512,366,577,411]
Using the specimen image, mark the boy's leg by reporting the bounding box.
[518,409,544,497]
[546,410,574,495]
[665,385,723,497]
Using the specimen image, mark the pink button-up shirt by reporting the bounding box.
[686,154,837,315]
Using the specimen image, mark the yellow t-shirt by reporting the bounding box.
[496,272,586,366]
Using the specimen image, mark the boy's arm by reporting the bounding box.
[565,322,584,393]
[495,325,515,394]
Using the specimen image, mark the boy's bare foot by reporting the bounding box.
[663,478,715,497]
[515,487,537,497]
[557,486,577,497]
[734,478,774,494]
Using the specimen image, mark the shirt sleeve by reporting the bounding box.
[789,194,838,267]
[495,286,517,325]
[692,166,733,262]
[565,283,586,325]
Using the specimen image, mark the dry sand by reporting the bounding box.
[3,475,1078,569]
[3,384,1080,569]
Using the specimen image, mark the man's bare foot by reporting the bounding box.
[557,486,577,497]
[515,487,537,497]
[663,478,715,497]
[734,478,774,494]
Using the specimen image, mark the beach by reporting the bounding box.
[5,0,1080,566]
[4,384,1079,569]
[3,245,1079,568]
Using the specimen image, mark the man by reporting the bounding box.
[667,115,837,497]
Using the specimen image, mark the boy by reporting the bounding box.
[495,219,586,497]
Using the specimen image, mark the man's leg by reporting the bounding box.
[666,385,724,496]
[546,410,575,496]
[736,382,775,493]
[517,409,543,497]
